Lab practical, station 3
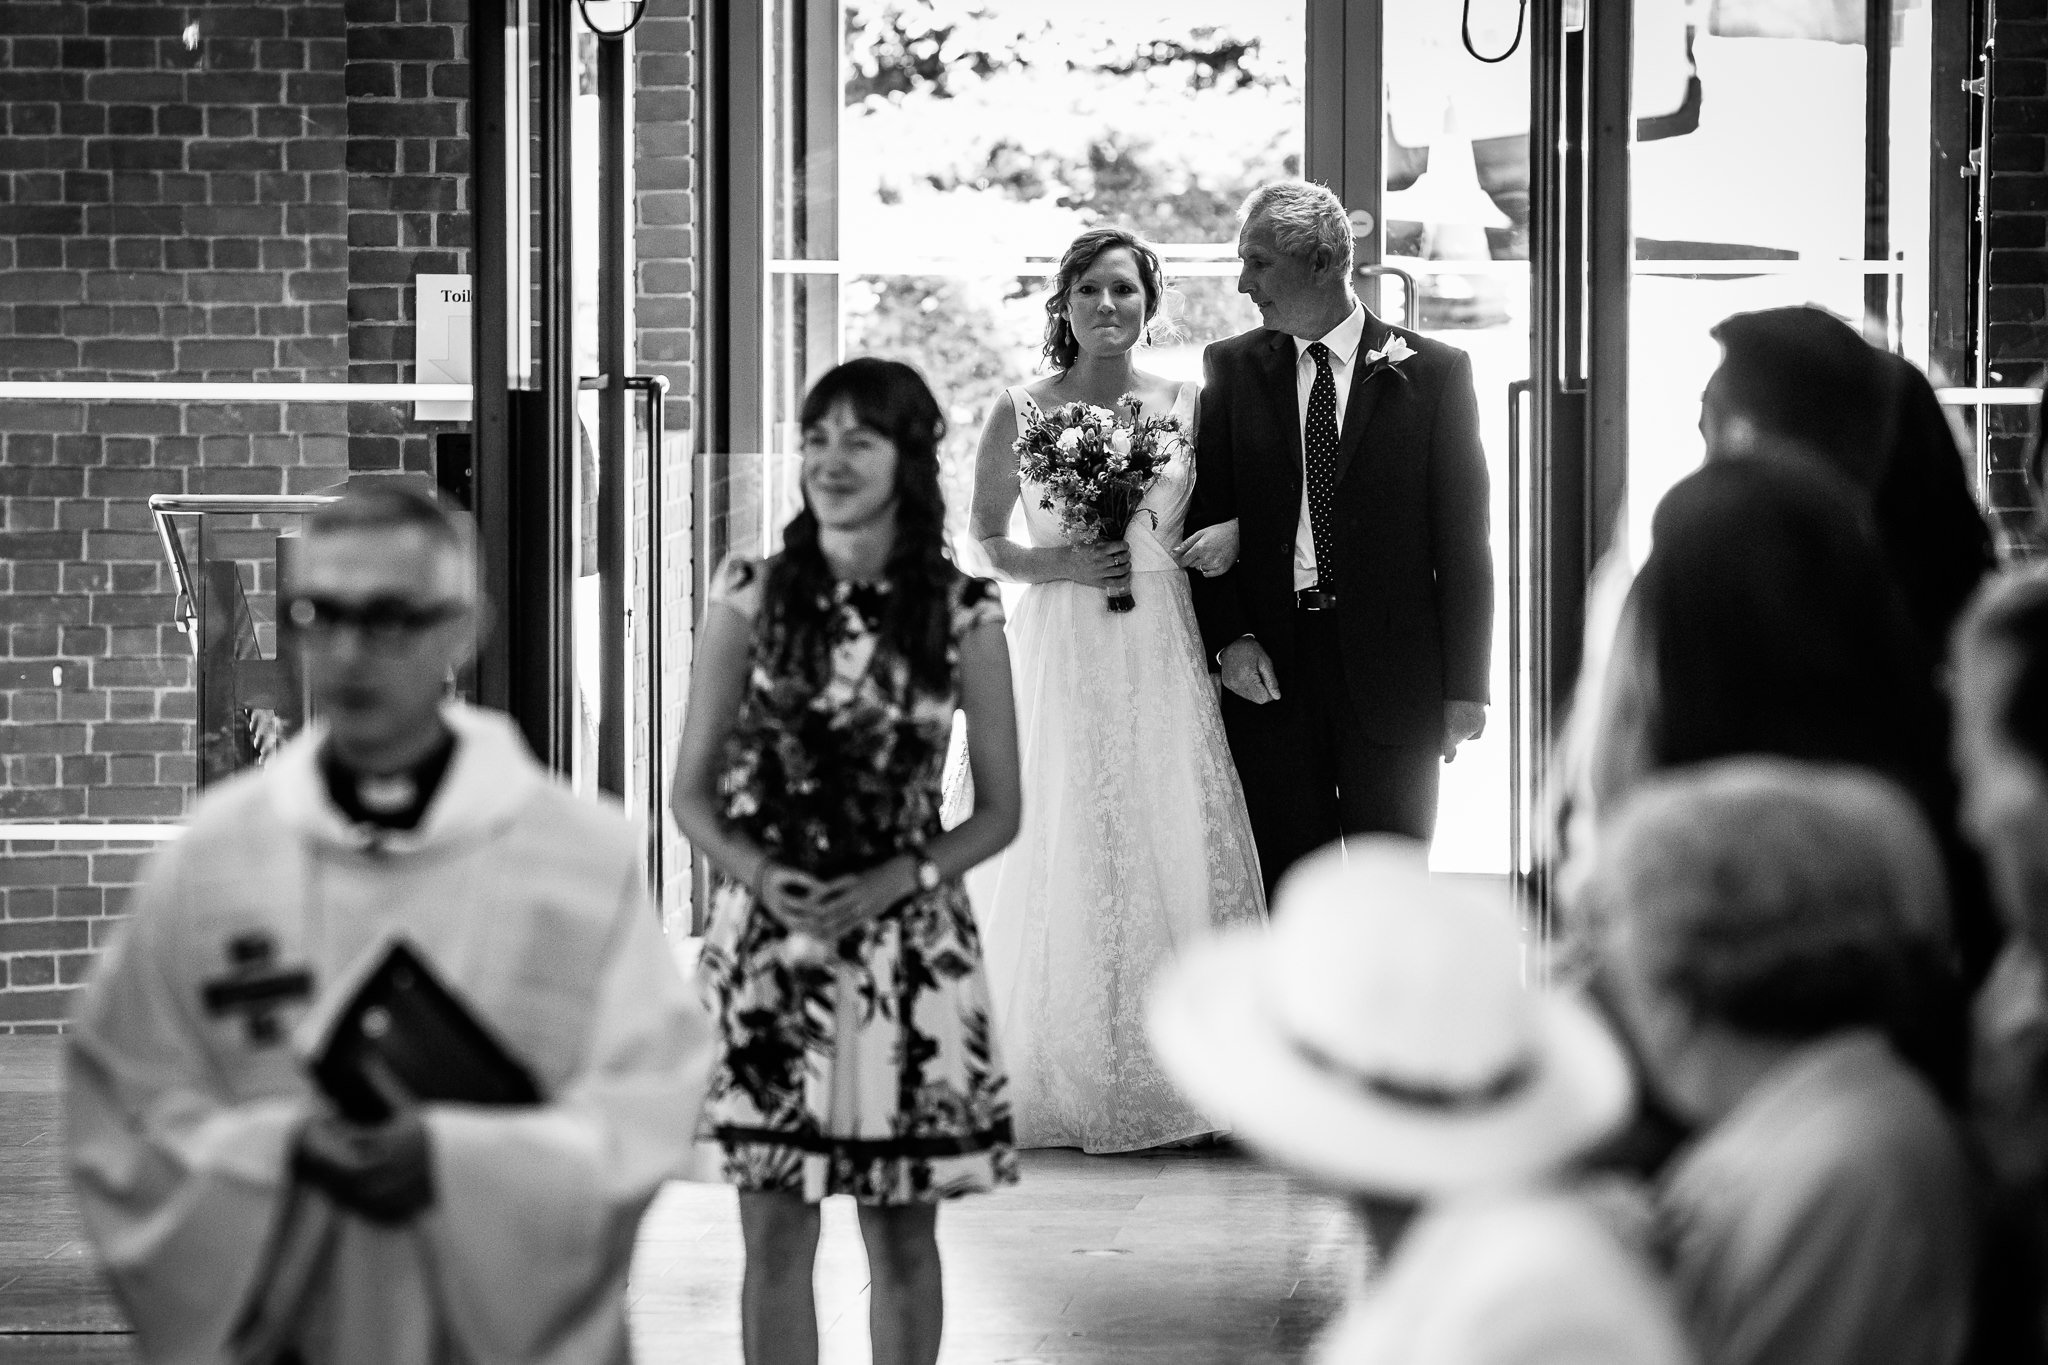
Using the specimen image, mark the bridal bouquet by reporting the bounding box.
[1014,394,1186,612]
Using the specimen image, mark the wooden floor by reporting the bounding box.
[0,1037,1352,1363]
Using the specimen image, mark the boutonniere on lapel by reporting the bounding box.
[1361,334,1415,382]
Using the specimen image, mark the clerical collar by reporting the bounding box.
[320,730,458,832]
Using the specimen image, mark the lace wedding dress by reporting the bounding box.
[962,382,1266,1152]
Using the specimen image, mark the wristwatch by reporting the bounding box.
[913,856,942,894]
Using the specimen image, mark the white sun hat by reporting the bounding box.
[1147,837,1633,1195]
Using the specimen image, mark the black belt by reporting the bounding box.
[1295,587,1338,611]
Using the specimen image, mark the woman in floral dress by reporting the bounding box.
[670,357,1023,1365]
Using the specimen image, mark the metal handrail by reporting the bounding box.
[147,493,338,636]
[623,375,670,896]
[1505,379,1532,931]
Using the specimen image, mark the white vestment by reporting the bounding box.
[65,705,713,1365]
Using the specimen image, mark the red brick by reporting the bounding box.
[89,851,148,885]
[0,856,89,889]
[86,787,185,819]
[0,790,83,821]
[107,755,155,784]
[0,724,86,757]
[0,987,79,1024]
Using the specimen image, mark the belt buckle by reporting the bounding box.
[1296,588,1337,612]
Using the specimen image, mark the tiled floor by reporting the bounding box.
[0,1038,1352,1363]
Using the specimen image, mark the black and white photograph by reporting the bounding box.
[0,1,2039,1362]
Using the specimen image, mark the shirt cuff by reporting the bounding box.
[1216,634,1255,669]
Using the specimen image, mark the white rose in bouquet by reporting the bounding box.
[1056,426,1083,452]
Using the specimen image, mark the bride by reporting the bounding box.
[961,226,1266,1152]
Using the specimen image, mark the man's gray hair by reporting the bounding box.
[1240,180,1354,276]
[1588,757,1948,1035]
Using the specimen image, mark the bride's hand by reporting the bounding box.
[1173,520,1240,578]
[1064,540,1132,592]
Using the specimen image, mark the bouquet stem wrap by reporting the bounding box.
[1097,488,1149,613]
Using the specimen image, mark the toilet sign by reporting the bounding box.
[415,274,472,421]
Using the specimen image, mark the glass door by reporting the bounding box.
[1517,0,1943,922]
[1623,1,1936,561]
[750,0,1309,553]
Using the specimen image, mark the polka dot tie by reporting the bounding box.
[1304,341,1340,591]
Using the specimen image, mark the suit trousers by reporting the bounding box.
[1219,608,1441,902]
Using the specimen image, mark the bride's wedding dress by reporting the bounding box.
[966,381,1265,1153]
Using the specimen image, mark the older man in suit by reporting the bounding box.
[1187,180,1492,897]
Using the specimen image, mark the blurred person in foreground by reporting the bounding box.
[1700,304,1995,655]
[1952,568,2048,1359]
[1589,759,1976,1365]
[1583,456,1990,1078]
[65,479,713,1364]
[1150,839,1692,1365]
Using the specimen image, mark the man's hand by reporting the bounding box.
[1220,637,1281,704]
[1173,520,1240,577]
[293,1108,435,1225]
[1443,700,1487,762]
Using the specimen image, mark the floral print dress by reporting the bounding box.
[696,554,1019,1204]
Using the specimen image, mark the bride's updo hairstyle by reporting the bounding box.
[1043,227,1165,373]
[769,356,955,690]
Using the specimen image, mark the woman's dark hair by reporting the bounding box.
[1706,307,1995,652]
[1624,458,1938,778]
[764,357,954,689]
[1601,456,2002,984]
[1041,227,1163,373]
[1866,350,1997,652]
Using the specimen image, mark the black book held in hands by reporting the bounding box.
[308,938,541,1122]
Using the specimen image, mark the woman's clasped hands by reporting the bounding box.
[754,855,921,942]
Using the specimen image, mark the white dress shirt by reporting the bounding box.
[1292,304,1366,591]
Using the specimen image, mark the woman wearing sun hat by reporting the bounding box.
[1147,838,1693,1365]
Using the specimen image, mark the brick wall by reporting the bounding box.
[1989,0,2048,546]
[0,838,156,1033]
[0,0,355,878]
[345,0,469,474]
[636,0,699,930]
[0,0,473,1029]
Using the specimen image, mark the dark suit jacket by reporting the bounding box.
[1187,312,1493,747]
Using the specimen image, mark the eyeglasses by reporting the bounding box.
[286,594,466,648]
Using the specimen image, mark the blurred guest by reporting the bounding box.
[1955,569,2048,1171]
[1952,569,2048,1360]
[65,480,713,1364]
[1701,305,1994,654]
[1590,759,1976,1365]
[1588,455,1996,1003]
[1151,840,1692,1365]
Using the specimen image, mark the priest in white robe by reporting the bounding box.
[65,479,713,1365]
